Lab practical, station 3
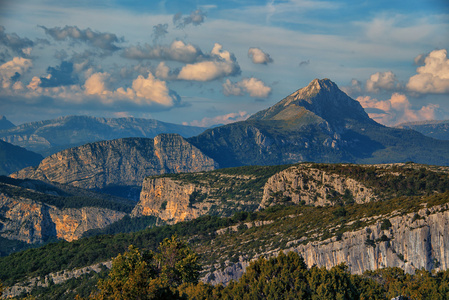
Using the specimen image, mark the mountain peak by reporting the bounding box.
[0,116,15,130]
[249,78,373,127]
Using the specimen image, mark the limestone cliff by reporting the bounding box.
[204,204,449,285]
[0,193,126,243]
[259,164,376,208]
[12,134,218,190]
[132,177,200,223]
[131,165,286,223]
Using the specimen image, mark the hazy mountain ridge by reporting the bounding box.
[396,119,449,140]
[0,140,43,175]
[0,115,206,156]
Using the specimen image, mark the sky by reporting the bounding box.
[0,0,448,127]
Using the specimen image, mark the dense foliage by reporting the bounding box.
[82,216,159,238]
[11,249,449,300]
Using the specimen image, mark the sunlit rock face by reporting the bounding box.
[12,134,218,190]
[0,194,126,243]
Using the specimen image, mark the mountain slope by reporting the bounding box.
[0,140,43,175]
[0,115,206,156]
[11,134,218,194]
[189,79,449,167]
[396,120,449,140]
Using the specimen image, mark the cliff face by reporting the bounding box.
[0,193,126,243]
[259,164,376,208]
[12,134,218,190]
[204,204,449,285]
[132,177,201,223]
[131,166,280,223]
[133,164,377,223]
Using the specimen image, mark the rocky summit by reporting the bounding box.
[189,78,449,167]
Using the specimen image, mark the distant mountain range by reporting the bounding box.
[0,115,206,157]
[396,120,449,140]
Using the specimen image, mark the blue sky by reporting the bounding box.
[0,0,448,127]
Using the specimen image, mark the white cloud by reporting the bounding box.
[84,71,177,106]
[84,72,110,96]
[185,111,249,127]
[223,78,272,98]
[366,71,399,93]
[122,40,203,63]
[248,47,273,65]
[177,43,240,81]
[0,57,32,90]
[406,49,449,94]
[357,93,439,126]
[128,72,175,106]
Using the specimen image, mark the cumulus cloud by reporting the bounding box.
[85,71,179,107]
[122,40,203,63]
[177,43,240,81]
[0,26,34,59]
[40,61,79,87]
[366,71,400,93]
[173,9,206,28]
[39,25,123,52]
[357,93,439,126]
[248,47,273,65]
[406,49,449,94]
[185,111,249,127]
[223,78,272,98]
[0,57,32,90]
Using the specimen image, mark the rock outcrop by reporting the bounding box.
[12,134,218,190]
[0,193,126,243]
[259,164,376,208]
[132,177,200,223]
[204,204,449,285]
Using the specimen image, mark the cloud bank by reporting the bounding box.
[357,93,438,126]
[39,25,123,52]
